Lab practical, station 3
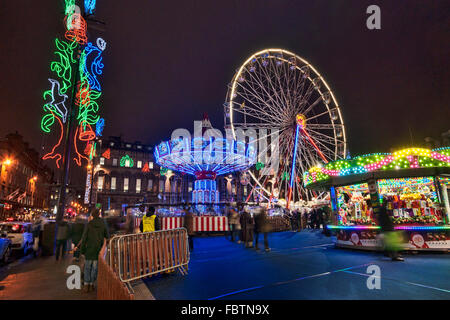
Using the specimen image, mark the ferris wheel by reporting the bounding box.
[224,48,347,208]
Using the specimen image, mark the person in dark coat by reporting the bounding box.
[78,208,109,292]
[55,220,70,261]
[240,207,254,248]
[376,203,404,261]
[254,208,270,252]
[183,205,195,251]
[71,216,86,262]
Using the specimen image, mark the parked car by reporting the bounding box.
[0,222,34,255]
[0,231,12,264]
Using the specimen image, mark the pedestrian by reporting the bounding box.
[254,207,270,252]
[376,202,404,261]
[124,209,136,234]
[32,215,44,257]
[240,206,254,248]
[322,207,331,236]
[55,219,70,261]
[183,205,195,252]
[139,206,160,233]
[225,203,232,240]
[296,209,303,232]
[229,204,241,243]
[71,215,86,262]
[78,208,109,292]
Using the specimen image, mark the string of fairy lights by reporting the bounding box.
[41,0,105,169]
[303,147,450,187]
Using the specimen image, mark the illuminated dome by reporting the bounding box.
[155,137,256,204]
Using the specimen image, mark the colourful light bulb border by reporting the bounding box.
[327,225,450,231]
[304,147,450,187]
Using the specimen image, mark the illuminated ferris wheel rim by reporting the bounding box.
[227,48,347,148]
[225,48,348,202]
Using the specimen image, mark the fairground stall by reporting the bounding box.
[304,147,450,251]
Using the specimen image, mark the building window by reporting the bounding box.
[111,177,116,190]
[188,182,193,192]
[110,142,114,147]
[112,158,118,166]
[98,176,104,191]
[126,144,131,148]
[147,179,153,191]
[137,145,142,149]
[149,162,154,169]
[159,180,164,193]
[136,179,141,193]
[137,160,142,168]
[124,178,129,192]
[100,157,105,165]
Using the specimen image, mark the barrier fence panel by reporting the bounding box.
[110,228,190,283]
[97,242,134,300]
[135,216,230,232]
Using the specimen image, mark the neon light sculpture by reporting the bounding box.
[64,13,88,45]
[43,79,69,123]
[102,148,110,159]
[142,162,150,173]
[84,0,96,15]
[41,2,106,169]
[50,39,77,94]
[83,42,105,91]
[42,113,64,168]
[120,155,134,167]
[96,118,105,136]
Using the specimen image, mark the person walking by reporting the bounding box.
[55,219,70,261]
[139,206,160,233]
[376,202,404,261]
[71,216,86,262]
[32,215,44,257]
[296,209,303,232]
[124,208,136,234]
[229,205,241,243]
[254,207,270,252]
[225,203,232,240]
[78,208,109,292]
[240,206,254,248]
[183,205,195,252]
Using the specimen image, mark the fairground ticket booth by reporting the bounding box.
[304,147,450,252]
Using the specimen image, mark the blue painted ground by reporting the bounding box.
[143,230,450,300]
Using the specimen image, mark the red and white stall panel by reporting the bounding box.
[194,216,229,232]
[161,217,184,230]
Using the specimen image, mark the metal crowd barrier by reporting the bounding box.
[97,242,135,300]
[109,228,190,283]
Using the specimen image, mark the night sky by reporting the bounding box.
[0,0,449,160]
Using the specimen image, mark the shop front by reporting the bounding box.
[304,147,450,252]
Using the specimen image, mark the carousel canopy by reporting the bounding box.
[154,137,256,177]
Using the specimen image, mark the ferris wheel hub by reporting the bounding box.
[296,114,306,129]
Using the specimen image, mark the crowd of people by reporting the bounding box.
[30,208,110,293]
[285,206,331,235]
[225,203,272,252]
